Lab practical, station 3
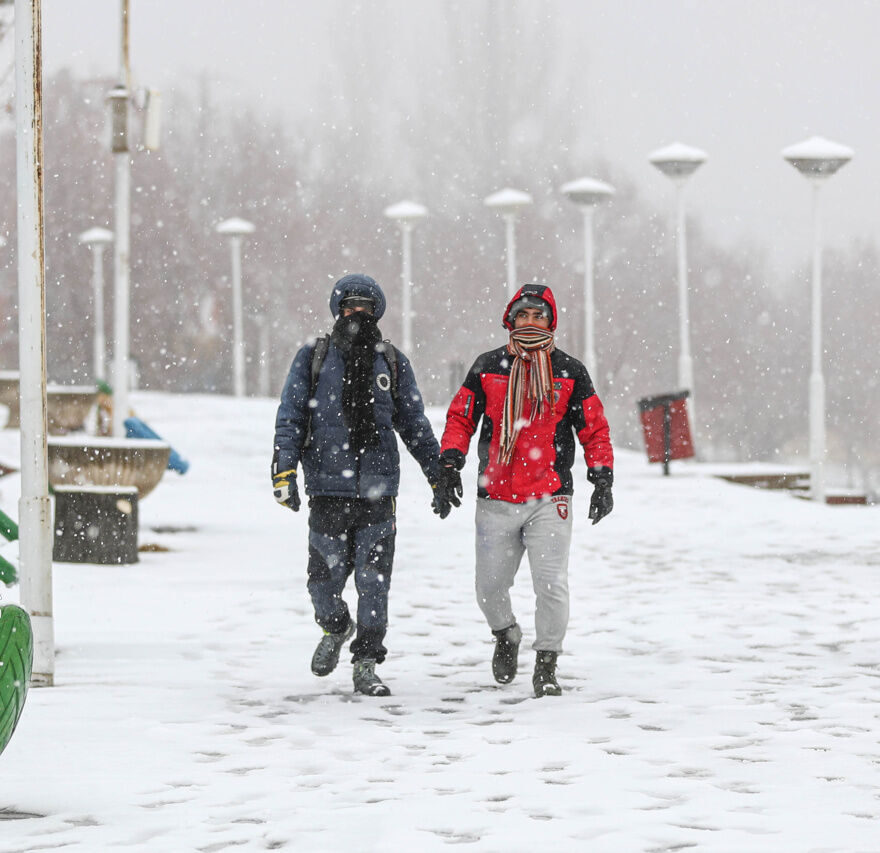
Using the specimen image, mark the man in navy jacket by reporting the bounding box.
[273,273,448,696]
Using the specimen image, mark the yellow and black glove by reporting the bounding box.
[273,467,301,512]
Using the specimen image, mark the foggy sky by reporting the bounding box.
[34,0,880,275]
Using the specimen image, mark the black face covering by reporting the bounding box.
[331,311,383,453]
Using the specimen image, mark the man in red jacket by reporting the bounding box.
[435,283,614,697]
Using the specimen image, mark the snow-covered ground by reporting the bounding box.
[0,391,878,852]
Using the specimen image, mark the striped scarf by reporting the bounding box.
[498,326,556,465]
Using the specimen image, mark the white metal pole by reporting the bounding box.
[504,213,517,297]
[582,206,596,377]
[257,315,270,397]
[401,223,413,353]
[15,0,54,687]
[111,0,131,436]
[92,244,106,381]
[230,235,245,397]
[112,144,130,433]
[675,180,696,432]
[809,180,825,502]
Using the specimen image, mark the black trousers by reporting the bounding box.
[306,496,396,664]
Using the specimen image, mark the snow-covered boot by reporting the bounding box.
[311,619,355,676]
[352,659,391,697]
[532,650,562,697]
[492,623,522,684]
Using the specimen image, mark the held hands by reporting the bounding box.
[587,466,614,525]
[432,451,464,519]
[273,468,301,512]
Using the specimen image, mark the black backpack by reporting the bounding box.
[303,336,399,448]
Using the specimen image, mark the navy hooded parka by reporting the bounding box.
[274,274,440,497]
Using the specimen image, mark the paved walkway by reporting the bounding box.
[1,395,878,852]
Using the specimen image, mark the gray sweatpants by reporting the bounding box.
[474,495,573,653]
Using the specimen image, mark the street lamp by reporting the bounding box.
[78,227,113,382]
[383,200,427,354]
[104,2,160,436]
[107,2,131,438]
[649,142,707,435]
[782,135,853,502]
[15,0,54,686]
[560,177,615,378]
[484,188,533,297]
[215,217,256,397]
[256,313,271,398]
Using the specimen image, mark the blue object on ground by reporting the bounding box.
[124,416,190,474]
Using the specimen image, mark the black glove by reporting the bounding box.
[587,466,613,525]
[273,467,301,512]
[431,452,464,519]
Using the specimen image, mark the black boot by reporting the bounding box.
[311,619,355,676]
[532,650,562,697]
[352,659,391,697]
[491,623,522,684]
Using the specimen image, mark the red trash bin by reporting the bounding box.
[637,391,694,475]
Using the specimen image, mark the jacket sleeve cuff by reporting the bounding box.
[440,448,466,471]
[587,466,613,487]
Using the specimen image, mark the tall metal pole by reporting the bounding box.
[809,180,825,503]
[15,0,54,686]
[111,0,131,436]
[257,314,270,397]
[400,223,413,353]
[91,243,106,381]
[675,180,696,432]
[504,213,517,297]
[230,235,245,397]
[582,206,596,377]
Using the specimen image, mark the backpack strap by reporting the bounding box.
[302,335,330,449]
[381,340,400,403]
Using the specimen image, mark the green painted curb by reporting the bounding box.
[0,553,16,587]
[0,605,33,756]
[0,507,17,542]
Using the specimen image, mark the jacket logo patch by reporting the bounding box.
[552,495,569,520]
[376,373,391,391]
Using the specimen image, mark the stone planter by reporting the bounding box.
[46,385,98,434]
[0,375,96,434]
[47,437,171,499]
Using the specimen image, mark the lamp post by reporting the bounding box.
[648,143,707,434]
[782,136,853,503]
[15,0,54,685]
[105,0,160,434]
[78,227,113,382]
[107,5,132,436]
[484,188,533,297]
[215,217,255,397]
[256,313,271,398]
[560,177,615,378]
[383,200,427,354]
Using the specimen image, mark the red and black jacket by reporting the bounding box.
[440,285,613,503]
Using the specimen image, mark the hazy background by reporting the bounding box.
[0,0,877,491]
[35,0,879,272]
